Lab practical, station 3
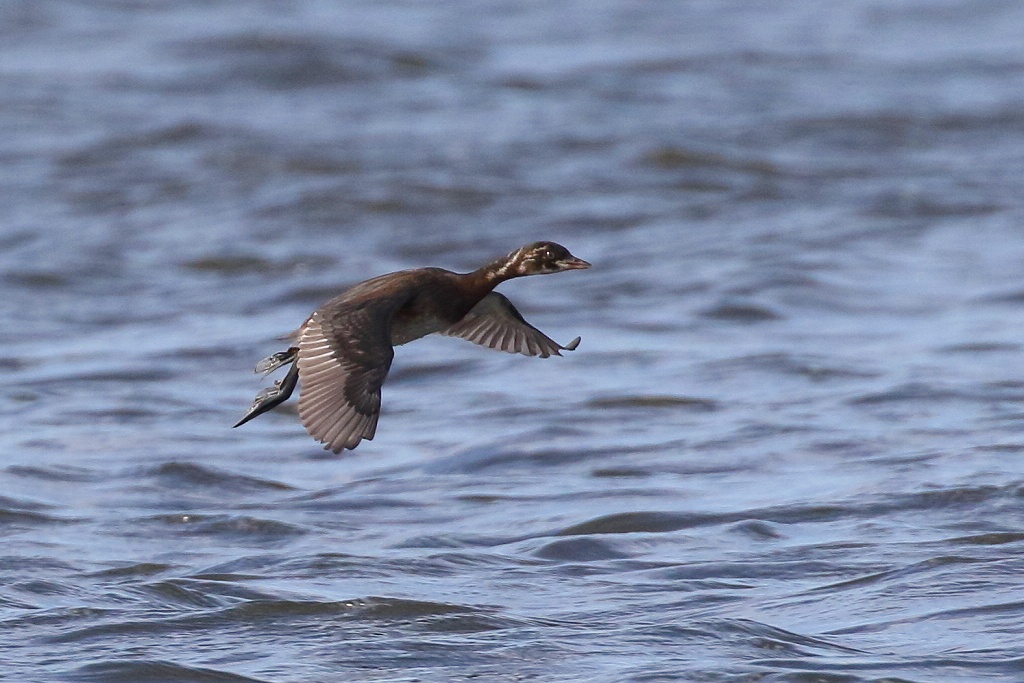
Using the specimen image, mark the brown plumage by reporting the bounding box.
[234,242,590,453]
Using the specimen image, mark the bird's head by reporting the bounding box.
[505,241,591,277]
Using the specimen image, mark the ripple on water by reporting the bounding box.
[136,514,307,542]
[556,511,714,536]
[938,342,1021,354]
[74,659,272,683]
[697,300,784,323]
[533,536,632,562]
[0,495,77,526]
[702,352,879,382]
[425,444,616,474]
[848,381,964,405]
[168,595,515,633]
[148,462,295,493]
[84,563,176,580]
[586,395,720,411]
[554,484,1020,541]
[169,31,441,90]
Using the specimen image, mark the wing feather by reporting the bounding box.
[296,303,396,453]
[440,292,579,358]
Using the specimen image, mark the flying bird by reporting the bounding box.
[234,242,590,452]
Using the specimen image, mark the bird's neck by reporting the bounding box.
[476,254,522,284]
[457,255,521,301]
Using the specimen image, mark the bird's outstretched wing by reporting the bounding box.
[297,304,396,453]
[440,292,580,358]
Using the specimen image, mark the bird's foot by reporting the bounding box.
[233,359,299,428]
[254,348,298,376]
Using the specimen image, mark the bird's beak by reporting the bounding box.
[557,256,591,270]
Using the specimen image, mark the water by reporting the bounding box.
[3,1,1024,681]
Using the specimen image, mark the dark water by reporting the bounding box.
[4,1,1024,681]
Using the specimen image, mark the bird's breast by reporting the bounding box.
[390,313,450,346]
[387,274,484,346]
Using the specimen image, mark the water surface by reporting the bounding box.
[3,1,1024,681]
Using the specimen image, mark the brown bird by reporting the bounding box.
[233,242,590,453]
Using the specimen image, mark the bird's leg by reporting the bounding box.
[233,357,299,428]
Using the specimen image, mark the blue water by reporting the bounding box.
[3,1,1024,681]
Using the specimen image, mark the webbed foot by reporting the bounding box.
[255,348,298,376]
[233,359,299,428]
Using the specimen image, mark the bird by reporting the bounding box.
[233,241,590,453]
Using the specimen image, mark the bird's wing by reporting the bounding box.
[440,292,580,359]
[297,302,397,453]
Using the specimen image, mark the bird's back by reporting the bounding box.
[311,266,483,347]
